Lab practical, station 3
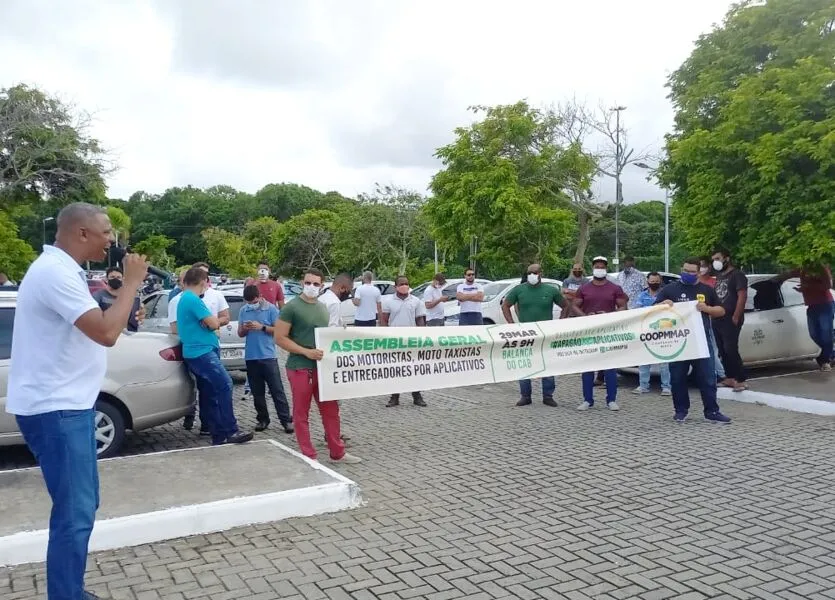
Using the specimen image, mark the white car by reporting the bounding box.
[410,278,492,325]
[139,290,247,370]
[320,280,396,325]
[441,278,563,325]
[636,275,835,375]
[0,296,195,458]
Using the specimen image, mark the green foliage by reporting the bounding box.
[0,210,37,280]
[106,205,131,243]
[132,234,176,270]
[202,227,257,278]
[427,101,594,277]
[662,0,835,265]
[0,84,107,210]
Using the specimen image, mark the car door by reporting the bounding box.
[741,279,792,363]
[0,305,18,439]
[141,293,170,332]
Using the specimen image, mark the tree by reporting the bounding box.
[0,84,109,209]
[661,0,835,265]
[243,216,281,260]
[132,234,176,270]
[0,210,37,280]
[427,102,591,276]
[358,184,428,275]
[106,205,131,245]
[271,209,341,277]
[202,227,256,277]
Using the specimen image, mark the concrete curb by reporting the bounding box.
[0,440,362,567]
[718,388,835,416]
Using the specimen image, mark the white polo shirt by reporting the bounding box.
[318,289,343,327]
[422,285,445,321]
[6,245,107,415]
[168,286,228,324]
[383,293,426,327]
[457,281,484,315]
[354,284,381,322]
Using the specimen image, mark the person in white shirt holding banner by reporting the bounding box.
[381,275,428,407]
[423,273,449,326]
[168,261,230,434]
[352,271,383,326]
[456,268,484,325]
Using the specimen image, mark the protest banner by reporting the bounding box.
[314,301,709,401]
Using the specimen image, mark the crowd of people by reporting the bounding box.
[3,200,833,600]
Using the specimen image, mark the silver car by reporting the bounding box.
[140,290,247,370]
[0,296,195,459]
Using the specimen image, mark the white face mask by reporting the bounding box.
[712,260,724,272]
[592,268,607,279]
[302,284,319,299]
[257,268,269,281]
[527,273,540,285]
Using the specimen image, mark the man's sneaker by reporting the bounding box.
[199,429,211,437]
[386,396,399,407]
[631,387,648,395]
[254,421,269,432]
[673,412,687,423]
[413,395,427,407]
[821,362,832,372]
[543,396,557,407]
[516,396,532,407]
[705,412,732,424]
[330,452,362,464]
[576,401,592,411]
[341,433,350,441]
[607,401,620,411]
[182,415,195,431]
[282,422,295,434]
[225,431,254,444]
[661,388,672,396]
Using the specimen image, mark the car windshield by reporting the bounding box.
[482,282,511,302]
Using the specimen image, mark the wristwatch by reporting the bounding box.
[261,324,267,332]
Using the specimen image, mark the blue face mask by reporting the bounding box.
[680,272,698,285]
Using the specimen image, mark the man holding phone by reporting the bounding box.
[238,285,293,433]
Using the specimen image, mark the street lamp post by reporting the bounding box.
[611,106,627,266]
[42,217,55,248]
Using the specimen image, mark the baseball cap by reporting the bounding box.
[592,256,608,264]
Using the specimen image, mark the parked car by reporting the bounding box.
[442,278,563,325]
[410,278,493,325]
[139,289,247,370]
[631,274,835,376]
[321,280,397,325]
[0,296,195,458]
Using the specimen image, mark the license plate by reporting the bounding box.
[220,348,244,360]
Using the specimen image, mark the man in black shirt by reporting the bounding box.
[92,267,142,332]
[711,247,749,391]
[655,257,732,424]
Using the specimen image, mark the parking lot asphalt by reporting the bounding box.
[3,363,835,600]
[744,361,834,402]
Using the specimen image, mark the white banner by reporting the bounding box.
[314,301,709,401]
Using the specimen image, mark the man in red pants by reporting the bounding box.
[274,268,361,464]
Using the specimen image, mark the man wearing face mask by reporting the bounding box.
[423,273,449,327]
[562,263,589,302]
[246,261,285,308]
[92,266,143,332]
[632,272,672,396]
[381,275,428,407]
[710,248,749,392]
[698,257,728,385]
[456,269,484,325]
[655,257,731,423]
[503,264,576,407]
[319,274,353,328]
[616,256,648,310]
[574,256,628,411]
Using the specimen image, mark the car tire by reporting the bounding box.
[94,399,126,459]
[483,319,495,325]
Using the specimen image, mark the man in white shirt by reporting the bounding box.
[7,203,148,600]
[423,273,448,326]
[319,273,353,327]
[381,275,428,407]
[456,268,484,325]
[168,261,230,434]
[352,271,382,326]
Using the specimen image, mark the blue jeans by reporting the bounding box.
[807,301,835,365]
[707,325,726,379]
[582,369,617,404]
[16,409,99,600]
[186,348,238,444]
[519,376,556,399]
[638,363,670,391]
[669,358,720,416]
[458,312,483,326]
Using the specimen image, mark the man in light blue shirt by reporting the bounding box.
[632,271,671,396]
[238,284,293,433]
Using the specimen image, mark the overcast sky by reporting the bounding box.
[1,0,735,204]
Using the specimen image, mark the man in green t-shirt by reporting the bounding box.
[274,268,361,464]
[502,263,574,408]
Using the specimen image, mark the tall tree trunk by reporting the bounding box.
[573,211,591,265]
